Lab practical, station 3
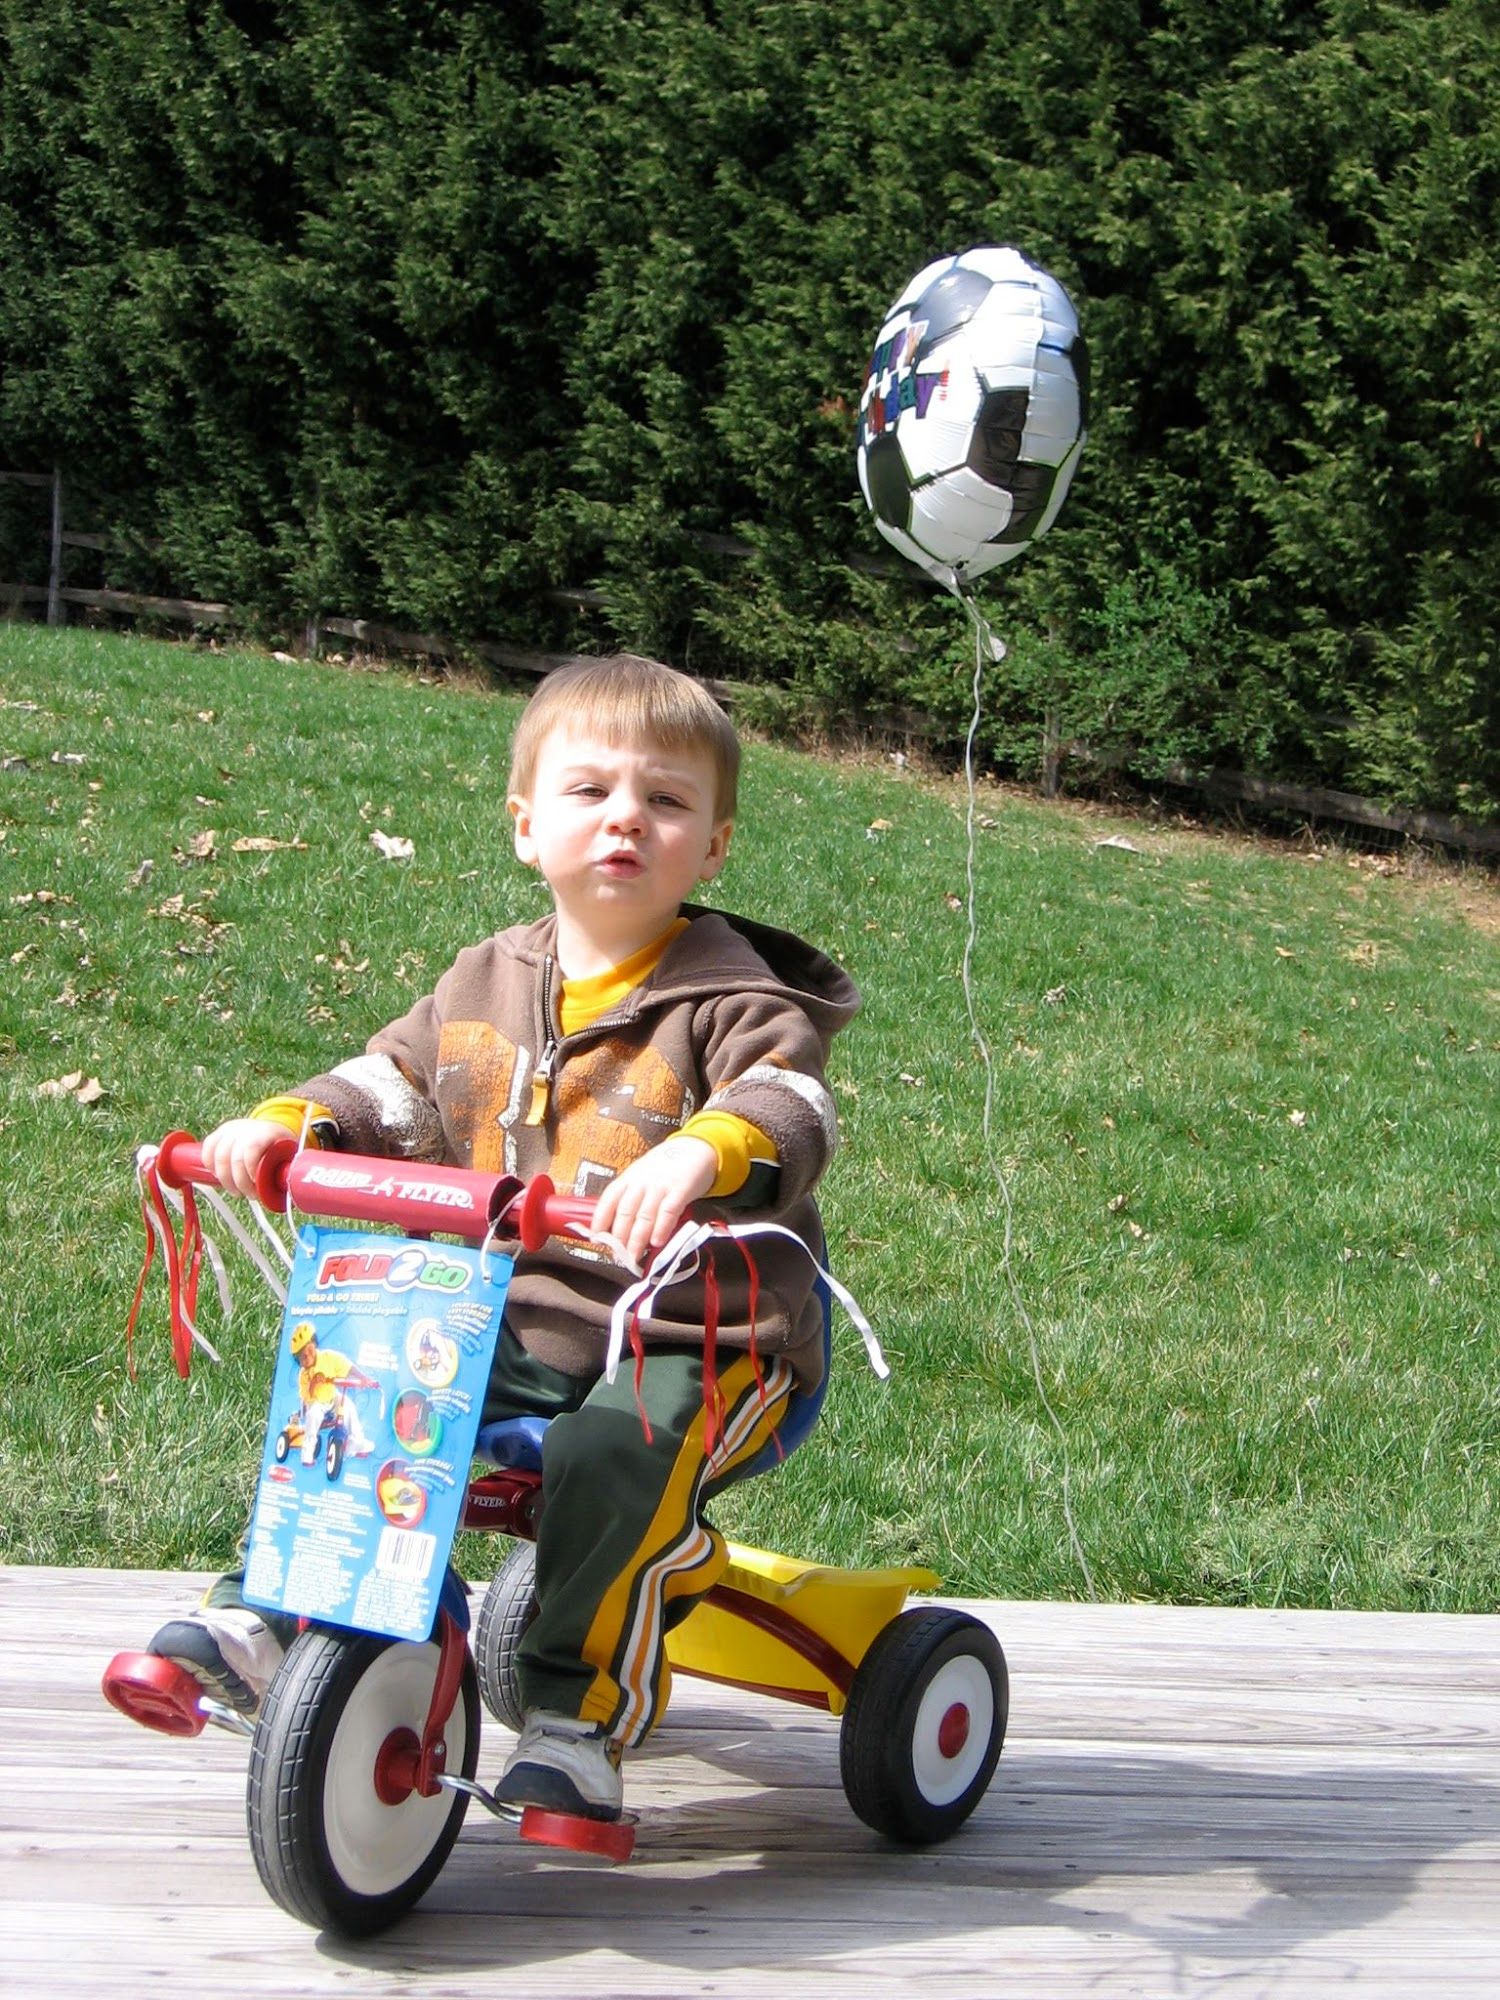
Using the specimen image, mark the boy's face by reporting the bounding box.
[509,729,732,964]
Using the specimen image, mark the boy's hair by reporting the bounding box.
[508,654,740,821]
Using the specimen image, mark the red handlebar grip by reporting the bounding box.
[155,1129,296,1207]
[515,1176,599,1252]
[154,1130,211,1189]
[546,1193,600,1238]
[252,1136,298,1210]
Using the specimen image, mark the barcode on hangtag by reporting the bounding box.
[376,1526,436,1580]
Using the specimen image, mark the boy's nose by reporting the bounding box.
[605,789,646,834]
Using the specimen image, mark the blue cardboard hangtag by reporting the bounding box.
[242,1227,510,1642]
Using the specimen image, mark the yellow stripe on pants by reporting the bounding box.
[578,1353,795,1744]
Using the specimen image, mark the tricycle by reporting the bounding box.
[104,1133,1009,1936]
[273,1361,382,1481]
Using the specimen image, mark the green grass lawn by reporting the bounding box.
[3,623,1497,1609]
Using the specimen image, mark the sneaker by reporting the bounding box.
[493,1711,625,1821]
[147,1605,284,1719]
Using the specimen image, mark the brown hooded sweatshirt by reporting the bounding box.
[292,905,861,1391]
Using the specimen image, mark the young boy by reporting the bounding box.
[145,654,860,1822]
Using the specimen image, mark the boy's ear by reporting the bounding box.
[698,819,733,884]
[508,795,538,867]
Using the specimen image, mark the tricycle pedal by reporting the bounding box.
[519,1804,637,1863]
[101,1650,210,1738]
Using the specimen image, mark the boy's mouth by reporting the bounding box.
[598,848,645,877]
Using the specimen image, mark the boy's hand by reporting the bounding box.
[591,1135,718,1273]
[200,1116,295,1202]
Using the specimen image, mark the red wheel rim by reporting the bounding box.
[937,1700,972,1760]
[373,1725,422,1805]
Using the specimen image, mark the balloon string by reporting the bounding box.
[958,587,1097,1602]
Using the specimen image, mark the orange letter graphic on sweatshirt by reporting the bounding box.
[436,1024,689,1192]
[549,1039,690,1193]
[437,1020,526,1172]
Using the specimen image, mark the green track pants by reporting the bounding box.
[483,1333,795,1745]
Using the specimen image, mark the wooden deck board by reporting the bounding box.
[4,1565,1499,1997]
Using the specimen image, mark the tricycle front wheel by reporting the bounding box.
[839,1607,1007,1844]
[247,1627,478,1936]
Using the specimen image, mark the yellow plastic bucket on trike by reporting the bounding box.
[666,1542,941,1714]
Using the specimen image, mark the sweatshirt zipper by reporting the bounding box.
[524,953,646,1128]
[525,956,559,1127]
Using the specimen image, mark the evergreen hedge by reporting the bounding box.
[1,1,1496,820]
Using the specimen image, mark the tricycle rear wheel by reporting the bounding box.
[839,1607,1007,1844]
[247,1626,478,1936]
[474,1539,538,1731]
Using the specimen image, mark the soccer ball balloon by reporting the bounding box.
[856,246,1088,589]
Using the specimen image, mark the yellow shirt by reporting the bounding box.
[299,1350,355,1406]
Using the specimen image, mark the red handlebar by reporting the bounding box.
[151,1133,597,1252]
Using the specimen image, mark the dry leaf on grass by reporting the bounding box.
[232,835,308,853]
[370,830,415,861]
[37,1071,107,1104]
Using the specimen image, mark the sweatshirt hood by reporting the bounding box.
[671,904,861,1030]
[505,905,860,1037]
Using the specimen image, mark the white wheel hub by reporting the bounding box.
[910,1652,995,1807]
[321,1643,465,1897]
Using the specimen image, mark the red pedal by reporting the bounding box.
[518,1804,636,1863]
[101,1651,208,1738]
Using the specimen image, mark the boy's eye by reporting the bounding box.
[651,792,688,810]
